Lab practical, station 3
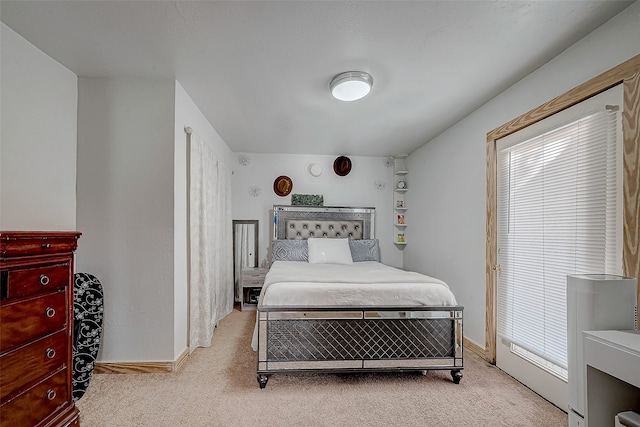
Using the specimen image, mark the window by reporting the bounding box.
[496,87,622,375]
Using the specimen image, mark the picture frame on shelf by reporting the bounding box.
[396,200,404,208]
[397,233,405,243]
[397,214,405,224]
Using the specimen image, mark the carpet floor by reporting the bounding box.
[76,309,568,426]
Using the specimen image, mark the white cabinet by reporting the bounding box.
[583,330,640,427]
[567,274,637,426]
[393,155,408,246]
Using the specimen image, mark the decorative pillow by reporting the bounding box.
[349,239,381,262]
[272,240,309,261]
[308,238,353,264]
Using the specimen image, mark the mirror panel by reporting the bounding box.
[233,220,259,301]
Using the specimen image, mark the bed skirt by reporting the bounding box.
[256,306,463,388]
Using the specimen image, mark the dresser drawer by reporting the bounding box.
[0,232,80,258]
[0,368,68,427]
[0,330,67,403]
[2,263,70,299]
[242,277,265,286]
[243,269,268,279]
[241,269,268,286]
[0,290,67,353]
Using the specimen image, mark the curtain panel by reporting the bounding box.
[188,131,233,353]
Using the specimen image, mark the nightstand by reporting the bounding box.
[240,267,269,311]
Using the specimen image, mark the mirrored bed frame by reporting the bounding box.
[256,205,463,388]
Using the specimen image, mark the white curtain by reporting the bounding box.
[213,159,234,323]
[188,131,234,353]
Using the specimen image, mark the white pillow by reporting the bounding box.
[307,238,353,264]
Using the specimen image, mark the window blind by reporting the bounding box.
[496,105,620,370]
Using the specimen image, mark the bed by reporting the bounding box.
[254,205,463,388]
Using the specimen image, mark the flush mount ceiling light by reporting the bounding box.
[330,71,373,101]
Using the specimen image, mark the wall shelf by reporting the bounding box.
[392,155,409,248]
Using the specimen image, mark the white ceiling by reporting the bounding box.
[1,1,633,156]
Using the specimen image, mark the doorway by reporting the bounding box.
[494,86,623,409]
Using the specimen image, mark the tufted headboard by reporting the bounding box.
[285,220,363,240]
[273,205,375,240]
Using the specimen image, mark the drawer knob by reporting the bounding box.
[40,274,50,285]
[47,390,56,400]
[46,348,56,359]
[42,243,51,249]
[45,307,56,318]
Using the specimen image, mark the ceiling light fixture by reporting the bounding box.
[330,71,373,101]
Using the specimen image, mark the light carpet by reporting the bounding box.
[77,309,568,426]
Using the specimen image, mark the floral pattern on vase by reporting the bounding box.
[72,273,104,402]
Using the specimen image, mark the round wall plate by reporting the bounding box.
[273,175,293,196]
[308,163,322,177]
[333,156,352,176]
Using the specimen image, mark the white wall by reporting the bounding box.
[0,23,77,230]
[174,81,234,358]
[231,154,403,268]
[76,77,176,362]
[405,2,640,348]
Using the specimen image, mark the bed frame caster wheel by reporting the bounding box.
[451,370,463,384]
[257,374,269,389]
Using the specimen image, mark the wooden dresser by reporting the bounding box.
[0,231,81,427]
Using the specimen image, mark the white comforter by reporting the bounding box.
[251,261,457,350]
[259,261,457,307]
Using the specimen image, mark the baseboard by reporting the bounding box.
[94,361,173,374]
[173,347,189,372]
[95,347,190,374]
[463,337,489,361]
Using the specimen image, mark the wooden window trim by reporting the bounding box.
[484,54,640,364]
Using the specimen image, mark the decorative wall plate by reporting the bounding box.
[273,175,293,196]
[333,156,352,176]
[307,162,322,177]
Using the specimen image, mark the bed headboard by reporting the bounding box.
[272,205,375,240]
